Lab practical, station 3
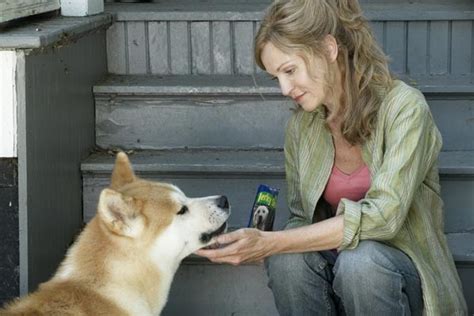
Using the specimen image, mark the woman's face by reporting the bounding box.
[261,42,330,113]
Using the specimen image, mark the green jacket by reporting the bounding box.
[284,80,467,315]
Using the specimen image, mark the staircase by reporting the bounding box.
[81,0,474,314]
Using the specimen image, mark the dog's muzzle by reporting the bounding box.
[199,195,230,244]
[200,222,227,244]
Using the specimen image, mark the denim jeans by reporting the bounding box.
[264,240,423,316]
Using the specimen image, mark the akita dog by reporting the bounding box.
[1,152,230,315]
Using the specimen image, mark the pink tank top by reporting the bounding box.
[323,164,371,212]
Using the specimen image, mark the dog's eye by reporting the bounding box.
[177,205,188,215]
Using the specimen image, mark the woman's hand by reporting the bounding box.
[195,228,275,265]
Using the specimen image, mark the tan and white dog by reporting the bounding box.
[1,152,230,315]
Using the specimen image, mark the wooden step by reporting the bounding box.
[82,148,474,314]
[94,74,474,151]
[81,149,474,233]
[104,1,474,76]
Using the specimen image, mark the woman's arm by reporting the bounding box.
[338,88,442,250]
[195,215,344,265]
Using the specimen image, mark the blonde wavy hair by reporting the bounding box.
[255,0,394,145]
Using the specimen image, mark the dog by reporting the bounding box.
[1,152,230,315]
[252,205,269,230]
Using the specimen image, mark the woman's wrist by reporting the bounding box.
[262,230,286,256]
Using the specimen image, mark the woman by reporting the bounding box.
[196,0,467,314]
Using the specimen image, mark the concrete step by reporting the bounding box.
[104,1,474,76]
[81,149,474,233]
[94,74,474,151]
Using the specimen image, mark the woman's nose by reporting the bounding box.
[278,78,293,97]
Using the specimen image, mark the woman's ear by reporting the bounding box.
[324,34,338,63]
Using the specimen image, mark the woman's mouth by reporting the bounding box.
[293,93,306,103]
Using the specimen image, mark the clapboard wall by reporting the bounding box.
[19,30,108,291]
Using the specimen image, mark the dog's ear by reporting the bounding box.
[110,152,135,189]
[98,188,144,238]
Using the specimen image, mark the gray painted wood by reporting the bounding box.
[19,30,107,291]
[0,0,60,24]
[83,170,289,230]
[407,21,428,75]
[429,98,474,151]
[105,2,474,22]
[370,21,385,50]
[106,18,474,77]
[0,14,112,48]
[148,22,169,74]
[442,178,474,234]
[455,262,474,313]
[81,150,474,228]
[429,21,450,75]
[385,22,406,74]
[212,21,232,75]
[93,75,474,151]
[81,150,474,233]
[451,21,472,75]
[162,264,278,315]
[126,22,148,74]
[16,49,28,296]
[233,22,254,74]
[95,96,293,149]
[104,4,474,76]
[255,21,264,74]
[107,22,127,74]
[169,22,190,75]
[191,22,211,74]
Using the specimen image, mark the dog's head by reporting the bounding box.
[254,205,269,217]
[97,152,230,262]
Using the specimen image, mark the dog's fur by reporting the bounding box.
[1,152,230,316]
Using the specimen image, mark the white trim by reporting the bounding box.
[16,51,29,295]
[0,51,17,158]
[61,0,104,17]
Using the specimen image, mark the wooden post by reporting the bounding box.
[61,0,104,17]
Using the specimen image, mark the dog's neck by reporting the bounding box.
[53,218,184,316]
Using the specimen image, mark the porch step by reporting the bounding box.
[160,233,474,316]
[94,74,290,150]
[104,1,474,76]
[81,149,474,233]
[81,149,474,314]
[163,263,278,316]
[105,1,474,22]
[93,74,474,151]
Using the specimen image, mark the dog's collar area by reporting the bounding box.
[200,222,227,244]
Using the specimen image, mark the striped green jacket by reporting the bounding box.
[284,80,467,315]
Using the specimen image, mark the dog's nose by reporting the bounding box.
[217,196,229,209]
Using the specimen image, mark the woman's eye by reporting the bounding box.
[285,68,295,75]
[177,205,188,215]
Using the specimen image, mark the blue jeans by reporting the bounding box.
[265,240,423,315]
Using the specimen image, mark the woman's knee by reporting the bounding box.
[265,252,328,286]
[334,240,419,291]
[265,253,305,283]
